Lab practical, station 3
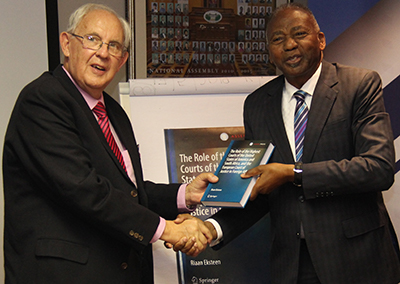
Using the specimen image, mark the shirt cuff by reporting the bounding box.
[151,184,195,243]
[177,183,197,212]
[150,217,166,244]
[205,218,223,247]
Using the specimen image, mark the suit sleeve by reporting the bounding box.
[302,70,395,199]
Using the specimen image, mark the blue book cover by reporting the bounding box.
[201,140,274,208]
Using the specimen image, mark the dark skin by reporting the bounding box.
[267,8,326,89]
[171,6,327,248]
[240,7,326,201]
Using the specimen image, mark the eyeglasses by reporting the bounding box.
[69,33,126,58]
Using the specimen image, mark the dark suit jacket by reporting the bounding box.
[3,65,181,284]
[212,61,400,283]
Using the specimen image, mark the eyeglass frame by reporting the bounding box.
[69,32,127,58]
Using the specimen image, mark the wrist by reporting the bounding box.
[185,194,196,209]
[179,184,196,210]
[204,221,218,240]
[293,161,303,187]
[160,220,176,242]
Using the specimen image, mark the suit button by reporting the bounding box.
[296,232,300,239]
[131,190,138,198]
[129,230,144,241]
[121,262,128,270]
[298,196,304,202]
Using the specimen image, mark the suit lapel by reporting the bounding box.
[103,96,143,186]
[54,65,132,181]
[54,66,108,144]
[106,100,148,205]
[264,78,295,164]
[303,61,338,162]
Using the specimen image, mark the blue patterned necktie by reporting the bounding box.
[93,102,127,173]
[294,90,309,161]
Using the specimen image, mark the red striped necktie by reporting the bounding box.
[92,102,127,172]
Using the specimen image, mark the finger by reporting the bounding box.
[205,172,219,183]
[241,165,263,178]
[198,222,213,243]
[249,177,264,201]
[249,174,271,200]
[184,239,202,257]
[171,237,188,252]
[174,213,194,224]
[164,242,173,249]
[191,173,219,188]
[195,231,208,250]
[186,246,201,257]
[186,239,208,257]
[177,237,196,253]
[198,172,218,183]
[249,188,260,201]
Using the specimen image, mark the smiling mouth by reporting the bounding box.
[92,64,105,71]
[286,55,302,67]
[286,55,301,64]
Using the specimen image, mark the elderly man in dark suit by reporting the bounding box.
[2,3,215,284]
[175,3,400,284]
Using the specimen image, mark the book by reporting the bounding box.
[201,140,274,208]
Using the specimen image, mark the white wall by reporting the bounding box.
[0,0,48,281]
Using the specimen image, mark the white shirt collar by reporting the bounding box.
[284,62,322,98]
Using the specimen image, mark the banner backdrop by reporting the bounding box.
[164,127,270,284]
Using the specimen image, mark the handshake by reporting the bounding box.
[160,172,219,257]
[158,161,285,256]
[161,214,217,257]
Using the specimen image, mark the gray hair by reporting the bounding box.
[66,3,131,49]
[267,3,320,36]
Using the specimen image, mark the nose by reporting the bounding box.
[96,42,110,58]
[283,37,298,51]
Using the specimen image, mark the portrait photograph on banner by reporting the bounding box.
[138,0,277,78]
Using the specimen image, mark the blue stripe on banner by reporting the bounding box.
[383,75,400,174]
[383,75,400,140]
[396,160,400,174]
[308,0,380,45]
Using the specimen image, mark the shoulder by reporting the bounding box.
[323,61,381,84]
[245,75,284,104]
[318,61,382,98]
[21,70,57,94]
[16,70,63,108]
[13,66,92,126]
[19,65,75,104]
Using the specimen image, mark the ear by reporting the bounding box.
[60,32,71,58]
[117,51,129,71]
[318,31,326,51]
